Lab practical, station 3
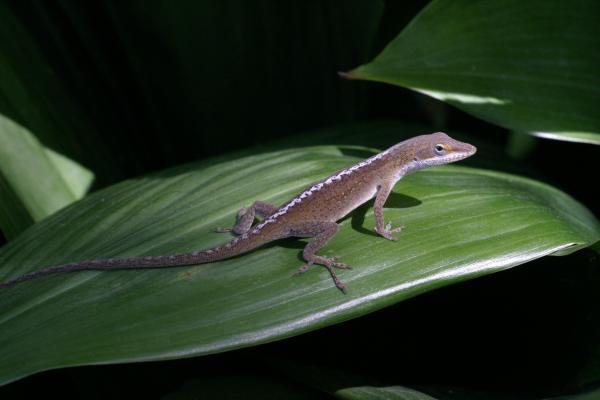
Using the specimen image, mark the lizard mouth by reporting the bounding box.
[449,144,477,162]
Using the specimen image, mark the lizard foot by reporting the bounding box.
[294,256,351,274]
[294,256,350,294]
[375,221,404,241]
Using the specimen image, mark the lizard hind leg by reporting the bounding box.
[212,200,278,235]
[289,221,351,293]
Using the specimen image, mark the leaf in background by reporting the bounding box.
[346,0,600,145]
[43,147,94,200]
[0,2,124,186]
[0,145,598,385]
[1,0,385,186]
[0,114,93,239]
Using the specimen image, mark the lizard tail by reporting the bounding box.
[0,231,270,289]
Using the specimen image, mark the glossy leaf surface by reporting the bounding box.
[347,0,600,144]
[0,146,598,384]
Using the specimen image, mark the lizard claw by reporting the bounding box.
[376,222,404,241]
[328,256,352,270]
[294,262,313,276]
[335,280,348,294]
[385,221,404,233]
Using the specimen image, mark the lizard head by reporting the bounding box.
[408,132,477,170]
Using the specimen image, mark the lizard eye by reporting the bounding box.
[434,144,446,155]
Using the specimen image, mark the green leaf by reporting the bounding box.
[0,114,93,239]
[0,145,598,385]
[43,147,94,200]
[346,0,600,145]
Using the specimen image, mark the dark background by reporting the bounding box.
[1,1,598,398]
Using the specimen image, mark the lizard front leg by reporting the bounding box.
[373,183,403,241]
[213,200,278,234]
[288,221,351,293]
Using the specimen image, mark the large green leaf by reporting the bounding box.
[0,114,93,239]
[346,0,600,145]
[0,145,598,385]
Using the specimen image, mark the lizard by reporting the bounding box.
[0,132,476,293]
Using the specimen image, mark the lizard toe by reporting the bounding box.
[390,225,404,233]
[294,262,314,275]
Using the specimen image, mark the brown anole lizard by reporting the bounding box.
[0,132,476,293]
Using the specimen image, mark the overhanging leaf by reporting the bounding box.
[0,146,598,385]
[346,0,600,145]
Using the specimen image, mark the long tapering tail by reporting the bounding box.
[0,253,207,288]
[0,228,272,289]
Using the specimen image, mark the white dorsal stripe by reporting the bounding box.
[250,148,392,232]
